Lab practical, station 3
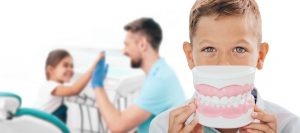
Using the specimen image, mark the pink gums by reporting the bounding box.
[195,96,254,119]
[194,84,255,119]
[194,84,254,97]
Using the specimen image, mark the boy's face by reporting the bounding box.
[184,15,269,69]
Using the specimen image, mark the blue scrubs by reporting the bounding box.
[134,58,186,133]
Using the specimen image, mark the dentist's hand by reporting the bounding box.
[240,105,277,133]
[168,100,203,133]
[91,52,108,89]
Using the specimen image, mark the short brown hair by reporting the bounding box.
[124,17,162,51]
[45,49,71,79]
[189,0,261,42]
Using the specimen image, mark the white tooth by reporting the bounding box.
[200,94,204,100]
[236,95,242,100]
[212,96,218,104]
[243,93,247,99]
[201,96,206,104]
[228,97,234,105]
[240,99,245,105]
[247,95,252,101]
[204,96,209,105]
[233,95,238,102]
[220,97,228,106]
[233,100,239,107]
[207,96,213,105]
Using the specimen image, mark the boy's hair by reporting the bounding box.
[124,17,163,51]
[45,49,71,79]
[189,0,261,42]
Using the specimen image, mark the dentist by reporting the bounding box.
[91,18,186,133]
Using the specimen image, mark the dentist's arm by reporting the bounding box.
[94,88,151,133]
[92,56,151,132]
[52,53,104,96]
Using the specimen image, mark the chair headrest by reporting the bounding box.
[0,92,22,120]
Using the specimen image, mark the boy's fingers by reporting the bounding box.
[182,119,202,133]
[173,103,196,125]
[245,128,264,133]
[169,106,188,126]
[253,105,263,112]
[169,101,196,125]
[243,123,274,133]
[252,106,277,123]
[252,111,276,123]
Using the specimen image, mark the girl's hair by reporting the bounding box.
[45,49,71,79]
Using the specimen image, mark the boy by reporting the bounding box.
[150,0,300,132]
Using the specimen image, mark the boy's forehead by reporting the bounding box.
[191,15,259,46]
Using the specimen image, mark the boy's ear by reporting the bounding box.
[183,41,195,69]
[256,42,269,70]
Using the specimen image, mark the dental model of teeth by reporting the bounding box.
[192,66,256,128]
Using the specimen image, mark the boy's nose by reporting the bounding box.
[216,55,231,65]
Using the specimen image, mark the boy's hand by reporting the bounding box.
[240,105,277,133]
[91,54,108,89]
[168,100,203,133]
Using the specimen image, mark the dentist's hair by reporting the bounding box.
[189,0,262,42]
[124,17,163,52]
[45,49,71,79]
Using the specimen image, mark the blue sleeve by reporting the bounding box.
[134,77,172,115]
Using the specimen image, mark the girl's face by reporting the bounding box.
[48,56,74,83]
[184,15,269,69]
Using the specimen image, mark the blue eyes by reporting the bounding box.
[201,47,216,52]
[201,47,247,53]
[233,47,246,53]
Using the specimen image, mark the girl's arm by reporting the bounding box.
[52,53,104,96]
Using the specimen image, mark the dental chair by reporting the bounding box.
[0,92,70,133]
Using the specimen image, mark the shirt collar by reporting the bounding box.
[148,58,164,77]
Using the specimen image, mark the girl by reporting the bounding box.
[36,49,103,123]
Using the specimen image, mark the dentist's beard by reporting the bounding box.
[131,58,142,68]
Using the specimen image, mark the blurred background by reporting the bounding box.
[0,0,299,117]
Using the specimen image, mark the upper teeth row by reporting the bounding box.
[196,92,252,108]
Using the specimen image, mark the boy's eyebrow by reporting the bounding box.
[234,39,252,46]
[198,40,216,46]
[197,39,253,46]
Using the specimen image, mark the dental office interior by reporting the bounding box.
[0,0,300,132]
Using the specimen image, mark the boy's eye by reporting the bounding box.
[233,47,246,53]
[201,47,216,52]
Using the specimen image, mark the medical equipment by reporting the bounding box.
[66,67,144,133]
[0,92,69,133]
